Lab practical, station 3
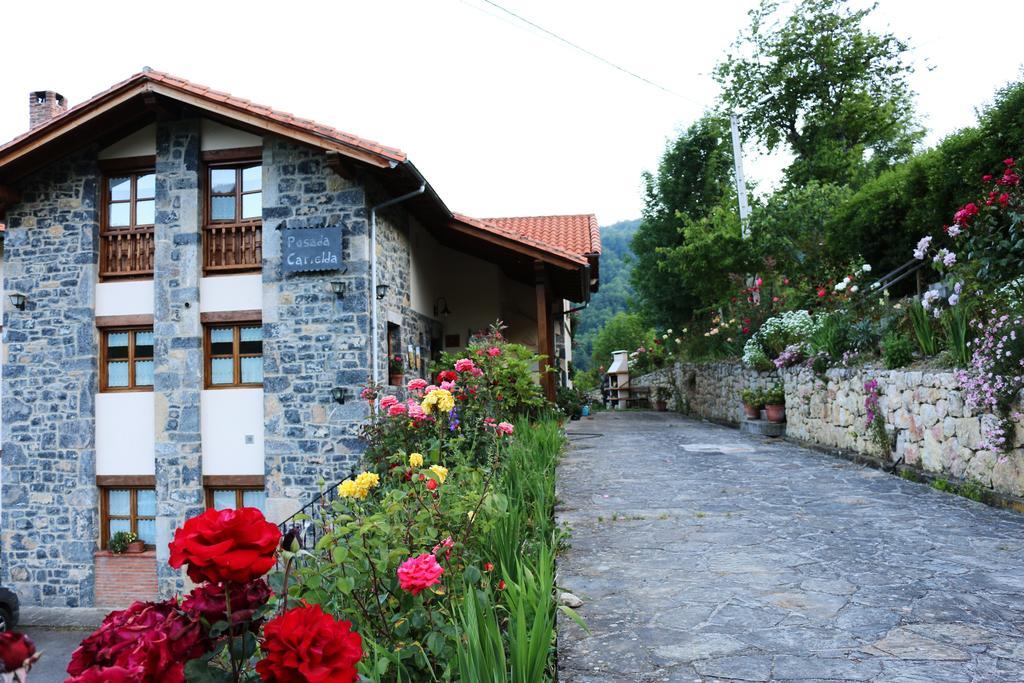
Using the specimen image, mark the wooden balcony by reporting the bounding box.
[204,221,262,273]
[100,229,155,279]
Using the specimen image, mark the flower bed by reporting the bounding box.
[24,325,572,682]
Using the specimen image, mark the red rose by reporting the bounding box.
[437,370,458,383]
[983,174,993,182]
[182,579,272,633]
[66,665,144,682]
[483,562,494,572]
[169,507,281,585]
[255,604,362,683]
[426,479,438,491]
[67,600,206,683]
[0,632,36,672]
[497,580,506,590]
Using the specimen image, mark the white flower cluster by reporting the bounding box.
[743,311,820,369]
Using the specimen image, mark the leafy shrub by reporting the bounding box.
[809,312,850,360]
[940,305,971,367]
[882,332,914,369]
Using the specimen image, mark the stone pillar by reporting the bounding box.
[0,150,100,607]
[153,119,203,596]
[261,137,370,524]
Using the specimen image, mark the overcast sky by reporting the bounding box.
[1,1,1022,225]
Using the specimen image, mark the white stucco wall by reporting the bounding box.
[98,124,156,159]
[96,393,155,475]
[201,388,265,475]
[200,274,263,313]
[201,120,262,151]
[96,280,154,317]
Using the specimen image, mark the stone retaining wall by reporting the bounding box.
[631,362,1024,498]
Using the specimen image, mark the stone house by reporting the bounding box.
[0,70,600,607]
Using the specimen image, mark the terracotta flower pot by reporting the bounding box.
[389,373,403,387]
[126,541,146,553]
[766,404,786,423]
[743,403,761,420]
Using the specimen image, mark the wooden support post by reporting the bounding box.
[535,262,556,402]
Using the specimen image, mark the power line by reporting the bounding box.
[473,0,707,108]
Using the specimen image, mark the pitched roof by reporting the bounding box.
[479,214,601,257]
[451,213,589,265]
[0,68,406,169]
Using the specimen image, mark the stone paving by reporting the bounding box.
[556,411,1024,682]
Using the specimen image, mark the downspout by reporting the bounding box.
[370,182,426,387]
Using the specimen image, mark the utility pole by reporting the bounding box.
[730,113,751,238]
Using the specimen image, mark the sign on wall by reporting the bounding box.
[281,226,343,273]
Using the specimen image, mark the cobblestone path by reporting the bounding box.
[556,411,1024,682]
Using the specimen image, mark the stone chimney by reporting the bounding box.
[29,90,67,129]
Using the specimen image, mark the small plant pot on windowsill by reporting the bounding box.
[389,373,403,387]
[742,403,761,420]
[126,541,147,554]
[765,404,786,423]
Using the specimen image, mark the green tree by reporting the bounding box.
[631,114,735,327]
[716,0,922,187]
[589,312,651,372]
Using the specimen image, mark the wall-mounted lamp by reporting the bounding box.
[330,387,349,405]
[330,281,347,298]
[375,284,389,300]
[8,293,27,311]
[433,296,451,318]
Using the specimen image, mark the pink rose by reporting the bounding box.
[440,381,456,392]
[407,378,428,391]
[496,421,514,435]
[471,367,484,378]
[388,403,407,417]
[379,396,398,409]
[486,347,501,357]
[397,553,444,595]
[454,358,476,373]
[407,401,426,420]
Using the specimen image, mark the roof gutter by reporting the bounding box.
[370,178,426,388]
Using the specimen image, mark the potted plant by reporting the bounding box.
[654,385,671,412]
[109,530,136,555]
[764,384,786,423]
[741,388,763,420]
[388,355,404,386]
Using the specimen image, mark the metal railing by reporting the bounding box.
[868,257,928,296]
[278,467,355,552]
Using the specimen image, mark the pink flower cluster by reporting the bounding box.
[957,312,1024,453]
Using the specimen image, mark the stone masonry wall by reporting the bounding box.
[261,138,370,523]
[632,361,1024,498]
[1,149,100,607]
[153,120,205,596]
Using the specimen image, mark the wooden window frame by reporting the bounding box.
[204,486,266,511]
[100,168,156,280]
[203,321,264,389]
[203,158,263,275]
[100,326,155,392]
[99,486,157,549]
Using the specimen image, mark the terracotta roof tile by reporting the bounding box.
[452,213,589,265]
[479,214,601,257]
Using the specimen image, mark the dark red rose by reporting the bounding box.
[255,603,362,683]
[66,600,206,683]
[66,665,144,682]
[0,631,36,672]
[169,507,281,584]
[437,370,457,384]
[182,579,272,633]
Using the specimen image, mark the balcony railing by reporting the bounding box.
[100,229,155,278]
[203,222,262,273]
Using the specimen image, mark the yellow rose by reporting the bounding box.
[422,389,455,415]
[408,452,424,468]
[429,465,448,483]
[337,479,360,498]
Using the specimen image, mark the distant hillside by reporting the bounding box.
[572,219,639,370]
